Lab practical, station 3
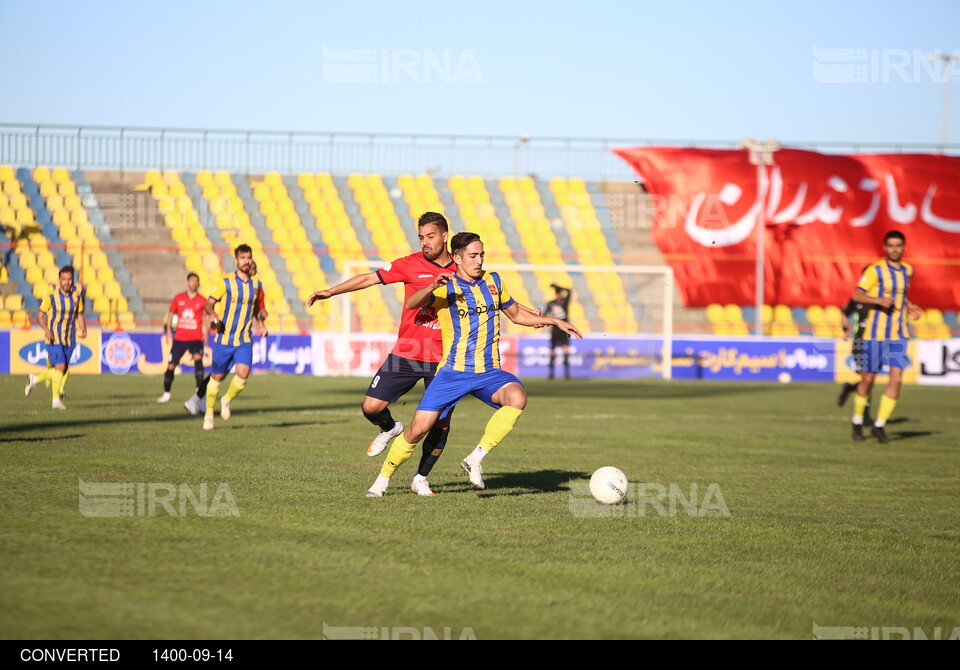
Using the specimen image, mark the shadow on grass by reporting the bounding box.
[0,402,357,435]
[891,431,936,441]
[431,469,586,497]
[0,433,85,443]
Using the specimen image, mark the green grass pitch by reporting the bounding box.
[1,373,959,639]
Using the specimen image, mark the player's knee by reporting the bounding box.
[362,396,389,415]
[505,387,527,410]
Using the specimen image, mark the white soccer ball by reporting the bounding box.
[589,466,628,504]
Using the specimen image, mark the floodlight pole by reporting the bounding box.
[740,138,780,337]
[927,53,959,154]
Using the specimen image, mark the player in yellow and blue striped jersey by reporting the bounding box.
[25,266,87,410]
[365,232,582,497]
[25,272,85,402]
[849,230,922,443]
[201,244,265,430]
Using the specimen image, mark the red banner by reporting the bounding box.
[612,147,960,310]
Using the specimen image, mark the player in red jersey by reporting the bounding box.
[308,212,541,496]
[158,272,209,405]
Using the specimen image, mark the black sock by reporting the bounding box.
[563,353,570,378]
[194,361,205,390]
[363,408,396,432]
[163,369,174,393]
[548,353,556,378]
[197,375,210,398]
[418,424,450,476]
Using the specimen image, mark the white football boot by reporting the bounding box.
[366,421,404,458]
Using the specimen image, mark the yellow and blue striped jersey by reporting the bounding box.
[208,274,263,346]
[39,284,84,346]
[857,260,914,341]
[428,271,515,373]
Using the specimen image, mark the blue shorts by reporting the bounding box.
[857,339,910,374]
[417,367,522,414]
[212,341,253,375]
[46,343,74,367]
[366,354,453,420]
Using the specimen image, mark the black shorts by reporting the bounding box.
[169,339,204,365]
[550,328,570,348]
[365,353,439,403]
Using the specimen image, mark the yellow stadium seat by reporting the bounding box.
[12,310,31,328]
[0,165,14,181]
[706,303,726,324]
[823,305,843,326]
[58,181,77,198]
[806,305,826,325]
[33,166,51,183]
[773,305,794,324]
[51,167,70,184]
[4,294,23,311]
[0,310,10,327]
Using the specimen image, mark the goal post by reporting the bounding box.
[338,260,674,380]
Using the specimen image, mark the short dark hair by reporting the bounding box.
[187,272,199,281]
[418,211,448,233]
[450,232,481,256]
[884,230,905,243]
[59,265,75,278]
[234,244,253,257]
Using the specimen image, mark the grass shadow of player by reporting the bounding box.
[445,469,585,497]
[888,430,936,441]
[0,433,85,443]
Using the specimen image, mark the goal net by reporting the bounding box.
[313,261,674,379]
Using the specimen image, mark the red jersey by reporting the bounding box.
[376,252,456,363]
[169,292,207,342]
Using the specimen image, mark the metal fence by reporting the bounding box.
[2,123,955,181]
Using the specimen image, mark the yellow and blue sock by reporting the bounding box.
[205,378,222,414]
[470,406,524,462]
[223,376,247,402]
[875,395,897,428]
[852,394,869,426]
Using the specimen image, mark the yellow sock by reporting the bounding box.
[206,378,222,414]
[852,394,868,425]
[875,395,897,427]
[59,369,70,396]
[223,376,247,402]
[37,366,53,387]
[380,435,417,479]
[50,370,64,402]
[478,406,524,453]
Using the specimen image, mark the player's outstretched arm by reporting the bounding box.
[515,302,546,328]
[503,302,582,338]
[406,273,453,310]
[307,272,381,307]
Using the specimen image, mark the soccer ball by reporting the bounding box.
[589,466,628,504]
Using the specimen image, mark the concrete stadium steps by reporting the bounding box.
[84,170,184,326]
[600,181,707,334]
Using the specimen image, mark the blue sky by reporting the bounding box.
[1,0,958,147]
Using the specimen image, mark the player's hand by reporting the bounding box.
[432,273,454,289]
[307,290,333,307]
[908,303,922,320]
[558,320,583,339]
[876,296,895,309]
